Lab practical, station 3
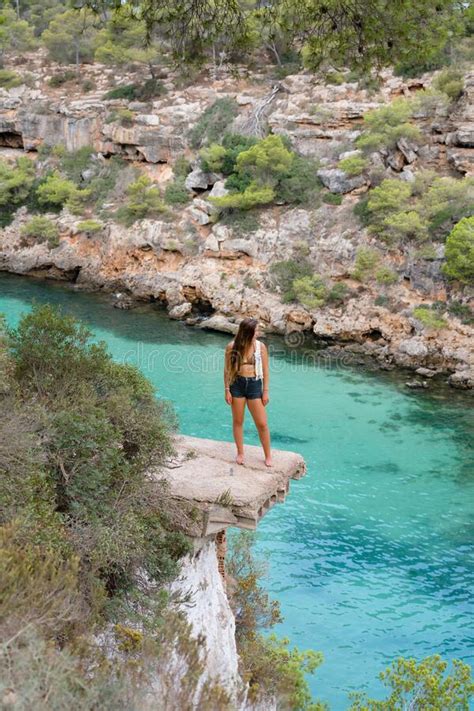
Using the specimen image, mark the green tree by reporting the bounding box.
[0,156,34,207]
[443,217,474,284]
[235,134,294,187]
[348,654,474,710]
[95,14,162,78]
[367,180,412,220]
[356,99,422,152]
[293,275,327,308]
[36,172,86,212]
[0,5,35,66]
[41,8,98,65]
[116,174,166,225]
[21,216,60,247]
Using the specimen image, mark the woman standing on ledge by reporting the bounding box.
[224,318,272,467]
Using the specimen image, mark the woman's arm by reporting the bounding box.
[262,343,270,405]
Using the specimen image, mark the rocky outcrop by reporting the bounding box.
[0,60,472,388]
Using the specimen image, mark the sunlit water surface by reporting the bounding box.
[1,272,473,709]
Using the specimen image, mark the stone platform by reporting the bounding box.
[151,434,307,540]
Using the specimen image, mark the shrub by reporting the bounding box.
[220,210,260,234]
[189,98,239,149]
[275,155,321,205]
[235,135,293,186]
[164,179,190,206]
[348,655,474,710]
[76,220,104,236]
[173,156,191,179]
[36,173,77,205]
[293,275,327,308]
[322,192,343,205]
[107,108,135,127]
[0,69,22,89]
[443,217,474,284]
[48,71,77,87]
[353,196,371,225]
[356,98,422,152]
[353,247,379,281]
[200,143,228,173]
[422,176,474,237]
[210,182,274,211]
[338,155,368,176]
[82,79,95,92]
[376,266,398,285]
[327,282,350,304]
[102,79,165,101]
[59,146,95,186]
[383,210,429,243]
[0,157,35,211]
[448,301,474,326]
[21,216,60,247]
[269,258,314,302]
[413,306,447,329]
[433,68,464,100]
[325,71,345,85]
[116,175,166,225]
[368,179,412,216]
[103,84,137,100]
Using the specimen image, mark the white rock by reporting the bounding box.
[398,338,429,358]
[208,180,229,199]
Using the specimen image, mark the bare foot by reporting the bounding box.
[264,457,272,467]
[236,453,245,465]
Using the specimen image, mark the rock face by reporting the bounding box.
[0,59,472,387]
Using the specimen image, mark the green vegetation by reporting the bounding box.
[352,247,379,282]
[376,266,399,286]
[164,179,190,206]
[270,257,314,303]
[359,174,474,245]
[0,68,22,88]
[76,219,104,235]
[116,175,166,226]
[36,171,88,214]
[21,216,59,247]
[106,107,135,126]
[338,155,368,176]
[293,275,327,308]
[433,67,464,100]
[348,655,474,709]
[0,305,239,709]
[270,255,351,310]
[413,305,447,329]
[356,98,422,153]
[322,192,343,206]
[220,209,260,234]
[206,134,320,212]
[228,532,325,710]
[0,157,35,214]
[42,8,97,65]
[443,217,474,284]
[103,78,165,101]
[189,98,239,149]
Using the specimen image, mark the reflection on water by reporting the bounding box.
[1,272,473,709]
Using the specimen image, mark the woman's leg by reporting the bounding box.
[247,398,272,466]
[231,397,246,464]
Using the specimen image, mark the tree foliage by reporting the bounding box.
[443,216,474,284]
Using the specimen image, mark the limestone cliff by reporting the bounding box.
[0,53,472,388]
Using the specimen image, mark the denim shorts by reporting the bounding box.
[230,375,263,399]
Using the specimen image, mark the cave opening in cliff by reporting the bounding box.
[0,131,24,148]
[191,299,215,316]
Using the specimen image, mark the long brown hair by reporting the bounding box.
[228,318,258,385]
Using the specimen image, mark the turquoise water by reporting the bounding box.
[1,272,473,709]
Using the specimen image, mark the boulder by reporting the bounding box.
[317,168,366,194]
[398,338,429,358]
[185,168,220,191]
[168,302,192,319]
[208,180,229,199]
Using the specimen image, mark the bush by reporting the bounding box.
[293,275,327,308]
[0,69,22,89]
[21,216,60,247]
[326,282,350,304]
[76,220,104,236]
[348,655,474,710]
[413,306,447,329]
[107,108,135,127]
[269,258,314,302]
[356,98,422,152]
[102,79,165,101]
[59,146,95,186]
[353,247,379,281]
[338,155,368,176]
[173,156,192,179]
[189,98,239,149]
[164,179,190,206]
[116,175,166,225]
[220,210,260,234]
[433,68,464,100]
[423,176,474,237]
[448,301,474,326]
[325,70,345,85]
[322,192,343,205]
[210,182,275,211]
[0,157,35,218]
[376,266,398,285]
[275,155,321,205]
[443,217,474,284]
[36,172,87,213]
[235,135,294,186]
[48,70,77,87]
